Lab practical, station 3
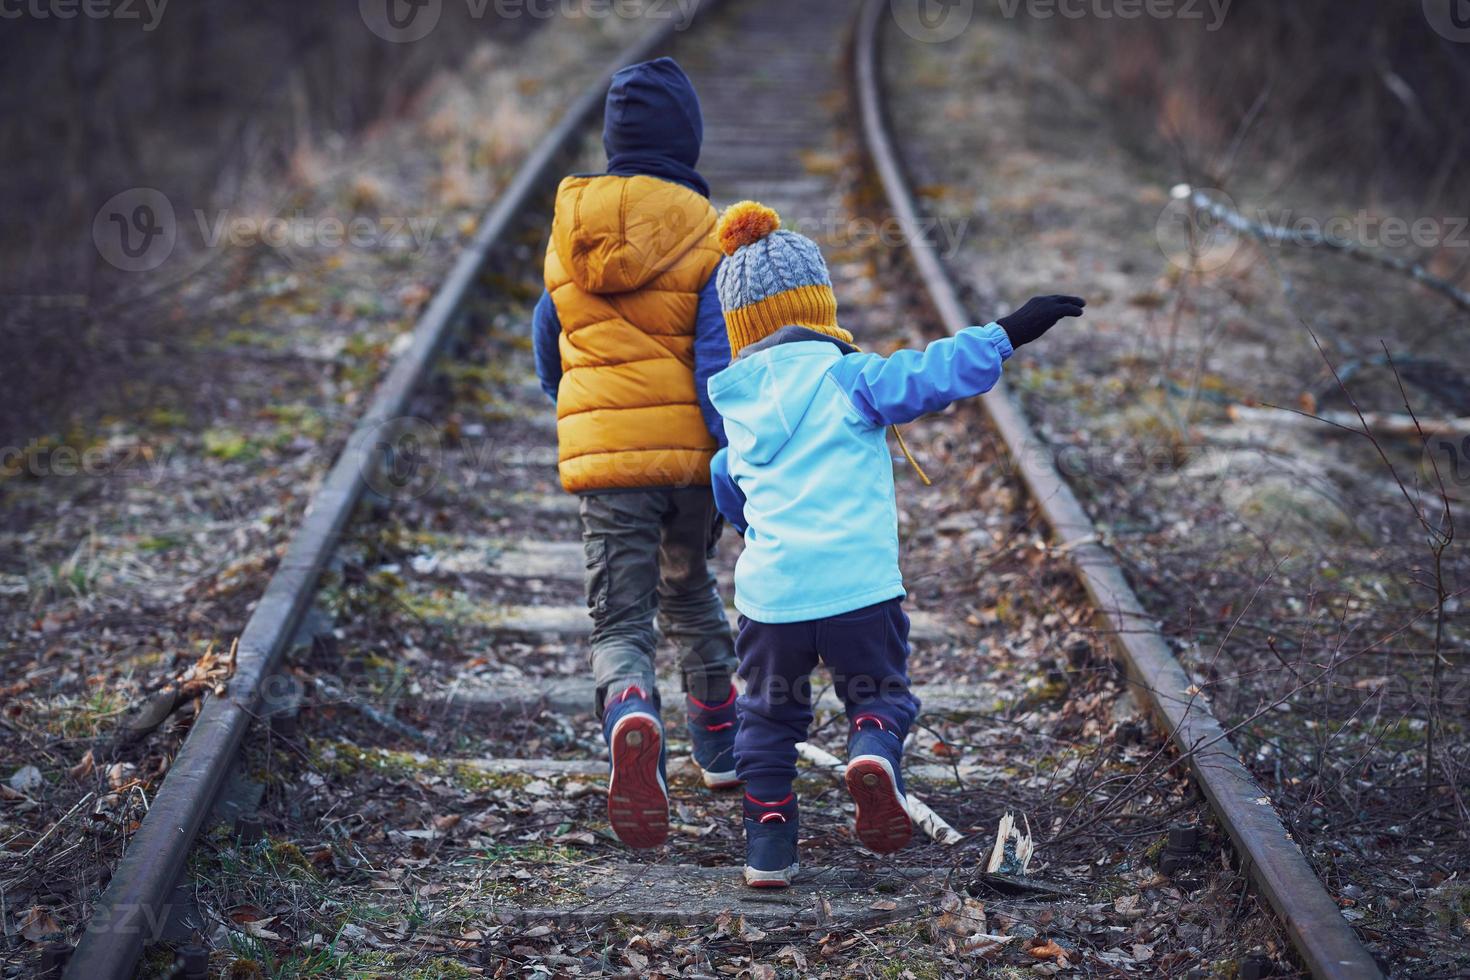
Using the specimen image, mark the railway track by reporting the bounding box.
[57,1,1382,976]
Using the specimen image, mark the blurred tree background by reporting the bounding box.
[0,1,534,445]
[2,0,1467,445]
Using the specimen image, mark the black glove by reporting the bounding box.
[998,295,1086,348]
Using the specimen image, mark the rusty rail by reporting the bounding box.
[851,2,1381,977]
[62,7,717,977]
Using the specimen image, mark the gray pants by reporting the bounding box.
[580,487,737,715]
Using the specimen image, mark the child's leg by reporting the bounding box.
[654,487,738,702]
[735,617,817,886]
[816,598,918,854]
[580,490,671,849]
[735,617,818,800]
[817,597,920,739]
[579,491,668,712]
[656,487,741,787]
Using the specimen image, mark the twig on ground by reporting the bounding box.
[794,741,964,845]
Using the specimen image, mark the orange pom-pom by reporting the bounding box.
[717,201,781,256]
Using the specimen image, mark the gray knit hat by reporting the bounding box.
[714,201,850,355]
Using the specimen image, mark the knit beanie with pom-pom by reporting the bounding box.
[714,201,853,356]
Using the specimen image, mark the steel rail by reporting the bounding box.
[851,2,1382,977]
[63,7,716,976]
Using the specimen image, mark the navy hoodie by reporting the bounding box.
[602,57,711,198]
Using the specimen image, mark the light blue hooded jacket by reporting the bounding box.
[708,322,1013,624]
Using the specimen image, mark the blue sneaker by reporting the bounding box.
[845,715,913,854]
[743,792,799,888]
[686,686,740,789]
[603,685,668,849]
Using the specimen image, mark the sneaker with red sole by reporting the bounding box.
[845,715,913,854]
[686,686,740,790]
[603,685,668,849]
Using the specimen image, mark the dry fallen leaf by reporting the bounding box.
[20,907,61,942]
[1029,940,1065,961]
[106,762,137,790]
[69,749,95,780]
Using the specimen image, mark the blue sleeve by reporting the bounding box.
[710,448,748,535]
[693,266,731,447]
[532,289,563,403]
[826,323,1014,427]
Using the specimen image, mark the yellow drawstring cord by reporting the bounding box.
[890,424,932,486]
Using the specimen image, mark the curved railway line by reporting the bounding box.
[55,1,1382,976]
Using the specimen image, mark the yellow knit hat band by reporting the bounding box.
[725,284,849,356]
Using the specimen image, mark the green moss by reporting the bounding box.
[401,958,478,980]
[203,427,259,462]
[448,762,534,792]
[269,841,318,877]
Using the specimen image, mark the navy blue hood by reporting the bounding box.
[602,57,709,198]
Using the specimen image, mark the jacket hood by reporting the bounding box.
[708,338,847,466]
[551,174,717,294]
[603,57,709,198]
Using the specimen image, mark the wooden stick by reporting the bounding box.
[1179,185,1470,313]
[1227,403,1470,438]
[795,741,964,846]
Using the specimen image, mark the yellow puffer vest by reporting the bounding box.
[545,174,723,493]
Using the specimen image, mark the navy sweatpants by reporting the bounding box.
[734,597,920,802]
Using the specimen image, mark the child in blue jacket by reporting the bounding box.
[706,202,1083,886]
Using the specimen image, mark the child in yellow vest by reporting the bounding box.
[531,58,739,849]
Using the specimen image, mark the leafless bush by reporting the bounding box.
[1041,0,1470,200]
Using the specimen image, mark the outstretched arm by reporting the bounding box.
[532,290,563,403]
[828,295,1085,426]
[827,323,1014,426]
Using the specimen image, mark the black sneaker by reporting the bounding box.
[742,792,800,888]
[686,686,740,789]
